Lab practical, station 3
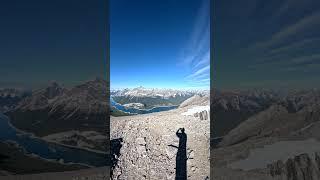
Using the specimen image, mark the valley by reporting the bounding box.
[110,86,208,116]
[0,78,109,176]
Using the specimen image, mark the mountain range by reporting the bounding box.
[3,79,320,179]
[5,78,109,137]
[111,86,209,109]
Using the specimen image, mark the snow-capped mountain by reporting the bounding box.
[111,86,209,98]
[111,86,209,109]
[15,78,108,113]
[6,78,109,136]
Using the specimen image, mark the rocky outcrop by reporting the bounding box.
[268,153,320,180]
[182,105,210,121]
[194,110,209,120]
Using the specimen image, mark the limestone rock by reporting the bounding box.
[111,103,210,179]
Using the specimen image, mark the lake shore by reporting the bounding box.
[4,114,108,155]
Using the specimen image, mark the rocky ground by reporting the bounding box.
[111,95,210,180]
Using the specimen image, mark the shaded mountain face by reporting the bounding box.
[211,89,281,137]
[220,90,320,147]
[6,79,109,137]
[15,82,66,111]
[212,89,320,142]
[281,90,320,113]
[111,87,209,109]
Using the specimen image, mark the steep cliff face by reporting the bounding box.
[110,96,210,180]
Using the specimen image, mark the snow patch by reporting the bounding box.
[229,138,320,170]
[181,106,210,116]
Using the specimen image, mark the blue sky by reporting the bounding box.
[110,0,210,90]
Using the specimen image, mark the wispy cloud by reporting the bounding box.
[248,53,320,74]
[186,65,210,79]
[194,51,210,69]
[268,38,320,56]
[244,8,320,74]
[271,0,307,19]
[249,11,320,52]
[179,0,210,88]
[290,54,320,66]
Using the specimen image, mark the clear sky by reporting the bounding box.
[213,0,320,90]
[110,0,210,90]
[0,0,107,89]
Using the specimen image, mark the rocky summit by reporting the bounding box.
[110,95,210,180]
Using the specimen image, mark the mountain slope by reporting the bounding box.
[6,79,109,137]
[211,89,280,137]
[211,89,320,180]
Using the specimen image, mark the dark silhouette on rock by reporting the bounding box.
[175,128,187,180]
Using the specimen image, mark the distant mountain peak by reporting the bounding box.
[111,87,209,98]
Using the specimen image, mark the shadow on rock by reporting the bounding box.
[169,128,187,180]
